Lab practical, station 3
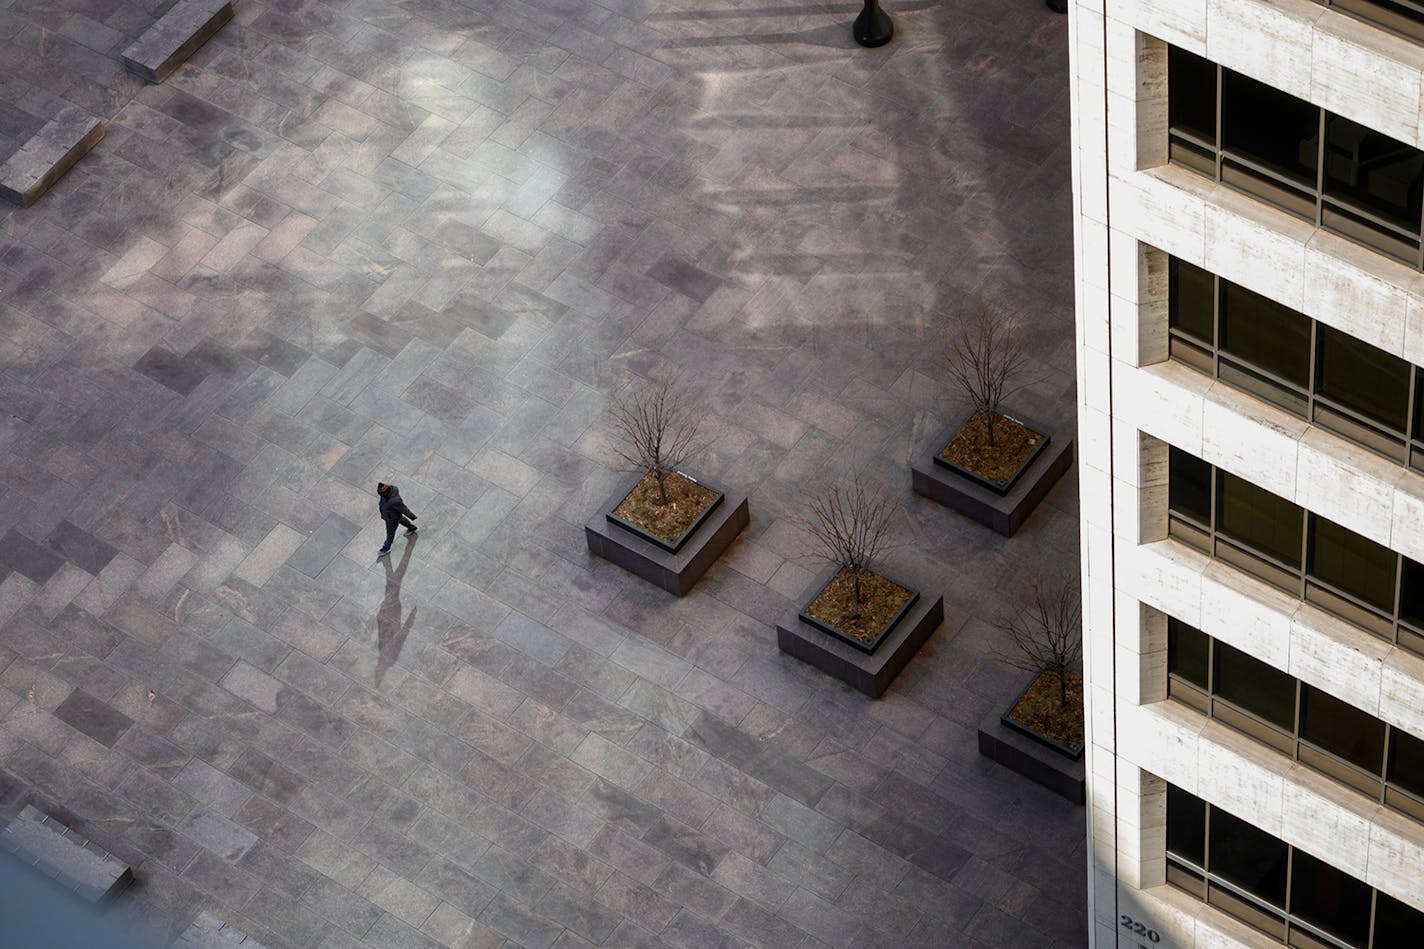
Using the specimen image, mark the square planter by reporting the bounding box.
[797,571,920,655]
[912,413,1073,537]
[777,570,944,698]
[604,471,723,554]
[932,413,1050,496]
[976,673,1085,804]
[586,474,748,597]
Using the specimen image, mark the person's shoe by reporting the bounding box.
[405,526,418,536]
[377,547,391,557]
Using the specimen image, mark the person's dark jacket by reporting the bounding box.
[378,485,416,524]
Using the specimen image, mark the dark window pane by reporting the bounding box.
[1217,472,1303,568]
[1169,447,1213,525]
[1415,369,1423,440]
[1169,47,1216,145]
[1207,805,1288,906]
[1219,282,1311,389]
[1388,728,1424,799]
[1373,891,1424,949]
[1402,558,1424,629]
[1324,113,1424,234]
[1300,685,1386,775]
[1214,642,1295,731]
[1288,849,1373,946]
[1170,258,1215,346]
[1316,325,1411,432]
[1166,784,1206,866]
[1308,516,1398,614]
[1220,70,1319,187]
[1168,618,1210,689]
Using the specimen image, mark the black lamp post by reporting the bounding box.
[853,0,893,47]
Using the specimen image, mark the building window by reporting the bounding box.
[1164,780,1424,947]
[1167,46,1424,266]
[1166,617,1424,822]
[1166,255,1424,471]
[1167,446,1424,650]
[1313,0,1424,45]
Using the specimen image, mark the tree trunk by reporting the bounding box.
[983,410,996,448]
[1057,667,1067,711]
[654,467,669,504]
[851,567,862,605]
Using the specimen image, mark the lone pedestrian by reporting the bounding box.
[375,481,418,557]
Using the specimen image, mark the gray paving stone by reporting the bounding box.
[0,529,67,585]
[53,689,133,747]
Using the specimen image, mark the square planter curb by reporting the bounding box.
[976,677,1085,804]
[912,414,1073,536]
[777,572,944,698]
[586,475,749,597]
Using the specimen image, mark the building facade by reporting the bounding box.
[1070,1,1424,946]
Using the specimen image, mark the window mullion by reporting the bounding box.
[1394,553,1405,645]
[1316,108,1327,229]
[1215,65,1224,183]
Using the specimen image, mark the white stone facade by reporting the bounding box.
[1071,0,1424,945]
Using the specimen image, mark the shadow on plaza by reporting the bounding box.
[374,535,418,687]
[646,1,940,20]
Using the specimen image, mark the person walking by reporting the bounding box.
[375,482,418,557]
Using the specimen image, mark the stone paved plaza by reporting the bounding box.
[0,0,1082,946]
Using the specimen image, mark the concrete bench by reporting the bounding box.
[0,108,104,207]
[0,805,133,903]
[122,0,234,83]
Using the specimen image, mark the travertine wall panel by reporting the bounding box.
[1199,391,1303,498]
[1203,203,1309,313]
[1302,236,1410,353]
[1205,0,1316,100]
[1295,431,1399,545]
[1310,16,1423,146]
[1287,612,1389,716]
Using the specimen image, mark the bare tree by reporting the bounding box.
[941,301,1032,447]
[609,373,702,505]
[800,476,898,605]
[993,573,1083,711]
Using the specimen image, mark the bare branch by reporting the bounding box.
[796,475,899,604]
[940,301,1032,446]
[608,373,704,504]
[991,572,1083,710]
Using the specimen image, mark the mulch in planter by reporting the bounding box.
[611,469,718,544]
[939,411,1044,484]
[803,567,914,644]
[1008,670,1084,748]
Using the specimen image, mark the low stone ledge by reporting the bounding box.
[977,708,1085,804]
[0,108,103,207]
[0,805,133,903]
[586,484,750,597]
[777,586,944,698]
[912,428,1074,537]
[122,0,234,83]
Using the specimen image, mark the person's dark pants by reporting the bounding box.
[381,514,416,551]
